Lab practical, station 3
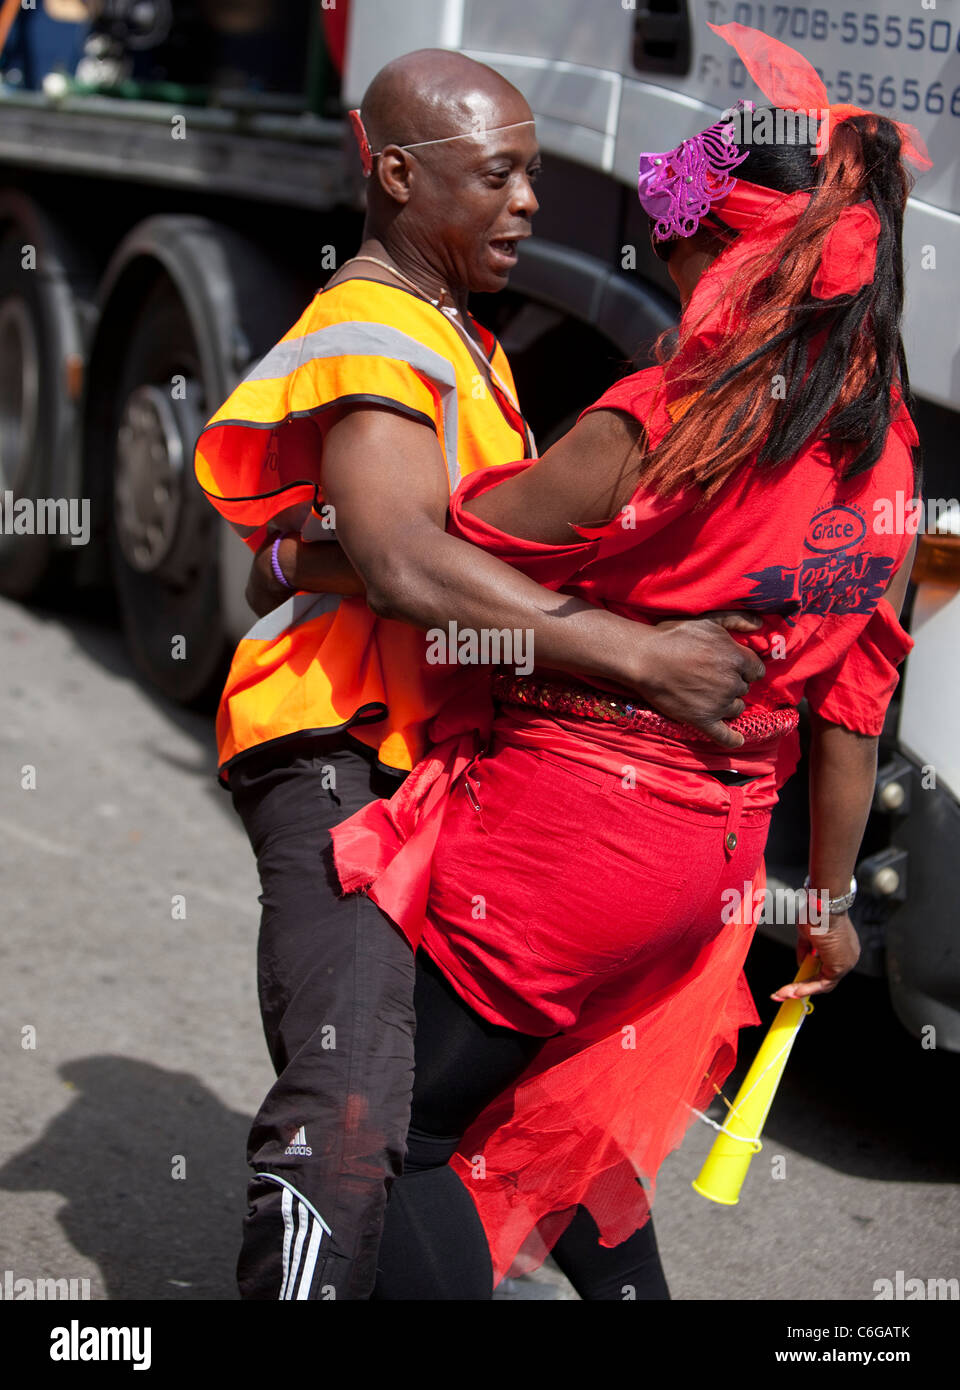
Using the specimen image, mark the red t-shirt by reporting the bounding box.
[448,364,918,739]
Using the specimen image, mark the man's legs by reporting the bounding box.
[230,739,416,1300]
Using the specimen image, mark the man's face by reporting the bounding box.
[402,95,541,295]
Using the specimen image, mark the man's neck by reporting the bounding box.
[356,234,472,322]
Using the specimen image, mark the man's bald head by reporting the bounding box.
[360,49,532,155]
[353,50,540,298]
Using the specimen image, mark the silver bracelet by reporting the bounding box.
[803,875,857,915]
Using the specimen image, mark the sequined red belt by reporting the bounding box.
[491,672,798,745]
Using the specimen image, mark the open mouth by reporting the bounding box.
[489,238,520,265]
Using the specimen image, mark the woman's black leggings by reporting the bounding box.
[371,950,671,1301]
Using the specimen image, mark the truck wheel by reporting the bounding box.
[0,230,79,596]
[108,277,225,704]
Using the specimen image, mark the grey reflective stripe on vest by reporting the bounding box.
[243,321,461,488]
[243,592,342,643]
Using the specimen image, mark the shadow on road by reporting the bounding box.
[0,1056,252,1299]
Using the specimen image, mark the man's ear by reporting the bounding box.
[376,147,414,205]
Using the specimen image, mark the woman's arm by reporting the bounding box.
[463,408,648,541]
[773,719,877,1000]
[772,537,918,1001]
[244,405,641,615]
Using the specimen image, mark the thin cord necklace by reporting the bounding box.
[338,254,526,418]
[339,254,455,310]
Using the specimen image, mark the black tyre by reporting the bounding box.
[0,231,71,596]
[108,277,226,704]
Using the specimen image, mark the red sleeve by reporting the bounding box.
[447,463,598,589]
[804,599,914,735]
[577,366,672,446]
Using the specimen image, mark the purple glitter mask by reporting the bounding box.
[638,109,751,241]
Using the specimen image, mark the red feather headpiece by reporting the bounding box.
[708,21,932,170]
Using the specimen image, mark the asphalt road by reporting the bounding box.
[1,593,957,1302]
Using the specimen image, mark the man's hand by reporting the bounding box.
[245,535,364,617]
[638,612,766,749]
[245,536,294,617]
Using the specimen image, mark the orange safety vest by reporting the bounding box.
[194,277,534,781]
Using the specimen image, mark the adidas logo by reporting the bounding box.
[284,1125,313,1157]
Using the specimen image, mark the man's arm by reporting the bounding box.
[315,404,764,749]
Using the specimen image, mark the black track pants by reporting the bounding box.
[229,737,415,1301]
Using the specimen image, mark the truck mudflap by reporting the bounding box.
[882,755,960,1053]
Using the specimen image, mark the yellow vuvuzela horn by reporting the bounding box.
[692,952,820,1205]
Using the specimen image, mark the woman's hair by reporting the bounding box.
[643,109,917,499]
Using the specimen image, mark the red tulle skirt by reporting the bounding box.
[333,695,782,1283]
[447,858,764,1280]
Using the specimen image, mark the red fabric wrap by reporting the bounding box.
[333,693,773,1281]
[333,682,494,951]
[812,202,881,300]
[708,180,882,300]
[706,177,795,234]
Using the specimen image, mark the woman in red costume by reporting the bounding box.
[333,24,932,1299]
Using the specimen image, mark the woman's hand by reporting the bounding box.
[771,914,861,1001]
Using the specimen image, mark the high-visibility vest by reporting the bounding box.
[195,277,534,780]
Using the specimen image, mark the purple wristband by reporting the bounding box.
[270,534,295,591]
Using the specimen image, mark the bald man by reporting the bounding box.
[195,49,763,1300]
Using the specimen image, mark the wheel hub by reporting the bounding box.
[114,383,196,575]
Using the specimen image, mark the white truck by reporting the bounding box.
[1,0,957,1044]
